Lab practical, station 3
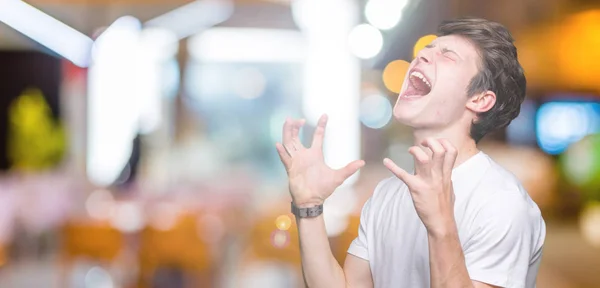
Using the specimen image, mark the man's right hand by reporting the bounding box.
[275,114,366,208]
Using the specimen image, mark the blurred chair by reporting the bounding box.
[137,212,216,288]
[330,214,361,266]
[60,221,125,287]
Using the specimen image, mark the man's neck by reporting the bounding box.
[412,128,479,169]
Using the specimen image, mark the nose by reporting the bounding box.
[416,47,432,64]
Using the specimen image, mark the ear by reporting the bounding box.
[466,90,496,114]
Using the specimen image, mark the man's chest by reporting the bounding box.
[369,211,431,287]
[369,195,475,277]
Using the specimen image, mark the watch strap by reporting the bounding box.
[291,202,323,218]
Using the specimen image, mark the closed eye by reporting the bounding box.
[441,48,460,60]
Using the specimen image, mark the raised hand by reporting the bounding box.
[275,115,365,208]
[383,138,458,235]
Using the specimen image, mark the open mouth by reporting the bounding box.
[401,70,432,99]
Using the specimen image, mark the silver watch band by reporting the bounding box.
[291,202,323,218]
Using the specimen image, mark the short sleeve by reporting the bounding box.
[347,196,371,260]
[464,193,543,288]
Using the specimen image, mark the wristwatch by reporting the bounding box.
[291,202,323,218]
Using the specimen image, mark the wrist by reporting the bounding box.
[426,218,458,240]
[424,211,457,238]
[292,196,324,208]
[291,200,324,219]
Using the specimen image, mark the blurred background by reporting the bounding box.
[0,0,599,287]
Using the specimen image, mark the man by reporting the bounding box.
[275,17,546,288]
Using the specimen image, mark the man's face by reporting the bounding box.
[393,34,481,130]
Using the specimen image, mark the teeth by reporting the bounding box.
[410,71,431,88]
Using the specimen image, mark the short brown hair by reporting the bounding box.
[438,17,526,142]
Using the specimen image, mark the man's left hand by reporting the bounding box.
[383,138,458,237]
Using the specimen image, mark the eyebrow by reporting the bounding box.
[425,42,462,60]
[442,47,462,60]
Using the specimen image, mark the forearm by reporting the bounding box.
[427,221,474,288]
[296,214,347,288]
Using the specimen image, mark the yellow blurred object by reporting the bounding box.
[7,87,66,171]
[514,27,557,91]
[275,214,292,231]
[0,244,6,267]
[413,34,437,59]
[330,214,361,266]
[60,221,124,287]
[62,221,124,261]
[138,212,215,287]
[516,9,600,94]
[580,201,600,248]
[556,10,600,91]
[247,212,301,266]
[382,60,410,93]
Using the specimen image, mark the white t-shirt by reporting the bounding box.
[348,151,546,288]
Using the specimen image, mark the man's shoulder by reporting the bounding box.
[473,156,544,225]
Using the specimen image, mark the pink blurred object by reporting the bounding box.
[0,178,18,243]
[14,171,75,235]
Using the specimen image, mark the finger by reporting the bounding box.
[275,142,291,168]
[408,146,430,175]
[438,139,458,176]
[408,146,430,164]
[283,143,296,158]
[291,119,306,150]
[311,114,328,149]
[383,158,415,186]
[283,118,293,146]
[421,138,446,174]
[335,160,365,184]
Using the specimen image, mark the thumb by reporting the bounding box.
[383,158,414,185]
[335,160,365,183]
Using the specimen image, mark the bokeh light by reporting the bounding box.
[580,202,600,248]
[536,102,600,155]
[85,189,115,220]
[109,202,144,233]
[506,100,538,146]
[84,266,114,288]
[561,134,600,199]
[270,230,290,249]
[359,94,393,129]
[275,215,292,231]
[148,202,180,231]
[348,24,383,59]
[556,10,600,90]
[364,0,409,30]
[382,59,410,93]
[413,34,437,58]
